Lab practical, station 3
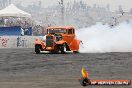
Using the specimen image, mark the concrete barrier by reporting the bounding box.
[0,36,39,48]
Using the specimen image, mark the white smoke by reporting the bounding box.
[77,21,132,53]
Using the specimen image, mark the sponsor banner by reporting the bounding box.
[0,36,39,48]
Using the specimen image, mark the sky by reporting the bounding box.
[12,0,132,11]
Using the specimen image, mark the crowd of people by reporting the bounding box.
[0,17,50,36]
[0,17,32,28]
[32,25,48,36]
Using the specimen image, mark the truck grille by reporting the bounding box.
[46,36,54,47]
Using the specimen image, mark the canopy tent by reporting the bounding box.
[0,4,31,18]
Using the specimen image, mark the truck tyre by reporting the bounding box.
[60,43,66,54]
[35,45,41,54]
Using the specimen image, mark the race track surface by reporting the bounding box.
[0,49,132,88]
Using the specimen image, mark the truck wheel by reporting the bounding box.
[35,45,41,54]
[60,43,66,54]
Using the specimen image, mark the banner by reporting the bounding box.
[0,36,39,48]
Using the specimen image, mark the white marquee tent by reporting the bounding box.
[0,4,31,18]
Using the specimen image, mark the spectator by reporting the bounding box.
[21,28,24,36]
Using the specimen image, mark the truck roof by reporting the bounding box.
[47,26,74,30]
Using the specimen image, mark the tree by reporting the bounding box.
[106,4,110,11]
[130,8,132,13]
[118,5,124,15]
[38,0,42,8]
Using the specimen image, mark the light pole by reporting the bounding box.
[59,0,64,25]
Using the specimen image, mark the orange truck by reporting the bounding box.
[34,26,80,54]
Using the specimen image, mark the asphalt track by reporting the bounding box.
[0,48,132,88]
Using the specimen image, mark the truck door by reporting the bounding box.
[64,29,75,45]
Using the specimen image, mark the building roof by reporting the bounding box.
[47,26,74,29]
[0,4,31,17]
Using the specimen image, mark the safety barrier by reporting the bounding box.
[0,36,39,48]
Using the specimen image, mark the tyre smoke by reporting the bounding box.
[77,21,132,53]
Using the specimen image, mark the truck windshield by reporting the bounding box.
[48,29,66,34]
